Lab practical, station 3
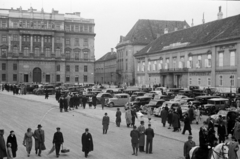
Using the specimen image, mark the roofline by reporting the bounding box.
[134,36,240,58]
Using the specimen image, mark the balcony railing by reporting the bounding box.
[160,67,189,73]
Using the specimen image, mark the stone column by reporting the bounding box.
[41,36,44,53]
[19,35,22,52]
[62,37,65,54]
[30,35,33,53]
[52,36,54,53]
[8,35,11,52]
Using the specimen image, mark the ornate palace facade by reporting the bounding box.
[0,7,95,84]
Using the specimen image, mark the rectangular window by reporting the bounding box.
[80,25,83,32]
[188,56,193,68]
[83,52,88,60]
[219,52,223,67]
[2,74,6,81]
[84,65,88,72]
[66,65,70,72]
[208,54,212,67]
[75,65,79,72]
[45,48,51,57]
[2,35,7,42]
[66,50,70,59]
[83,39,88,47]
[13,22,18,28]
[84,25,88,32]
[84,75,88,82]
[65,25,70,31]
[35,48,40,57]
[56,65,60,71]
[137,62,140,72]
[56,75,60,82]
[75,38,79,46]
[55,24,60,30]
[230,75,235,86]
[65,76,70,82]
[56,48,61,57]
[75,51,79,60]
[173,58,177,69]
[66,38,70,45]
[208,77,211,86]
[23,47,29,56]
[75,25,79,32]
[13,47,18,54]
[230,51,235,66]
[159,60,163,70]
[1,49,7,56]
[13,74,17,81]
[13,64,17,70]
[2,21,7,28]
[2,63,6,70]
[75,76,79,82]
[197,55,202,68]
[13,35,18,41]
[71,25,74,31]
[142,62,145,71]
[56,37,61,43]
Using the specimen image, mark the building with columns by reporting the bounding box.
[115,19,189,86]
[134,9,240,92]
[0,7,95,84]
[94,48,117,84]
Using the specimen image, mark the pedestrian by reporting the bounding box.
[125,108,132,127]
[81,128,93,158]
[6,143,13,159]
[88,96,93,108]
[102,113,110,134]
[33,124,46,157]
[167,109,173,129]
[172,110,180,132]
[131,108,137,127]
[130,126,140,156]
[161,107,168,127]
[59,95,65,112]
[23,128,34,157]
[182,113,192,135]
[101,96,105,110]
[92,95,97,109]
[115,108,121,127]
[52,127,64,158]
[145,124,154,154]
[0,129,7,159]
[228,140,239,159]
[137,121,145,152]
[194,107,201,124]
[6,131,17,158]
[207,118,215,133]
[45,89,49,99]
[147,107,152,124]
[188,106,194,124]
[183,135,196,159]
[63,96,68,112]
[233,117,240,144]
[82,96,87,109]
[217,121,226,143]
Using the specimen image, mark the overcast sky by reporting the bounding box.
[1,0,240,59]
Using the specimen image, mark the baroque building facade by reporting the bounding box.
[94,48,117,84]
[134,10,240,92]
[0,7,95,84]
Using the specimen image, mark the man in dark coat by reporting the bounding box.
[168,110,173,129]
[188,106,194,124]
[82,128,93,158]
[59,95,65,112]
[52,127,64,158]
[115,108,121,127]
[161,107,168,127]
[82,96,88,109]
[0,129,7,159]
[6,130,18,158]
[33,124,45,157]
[92,95,97,109]
[101,96,105,110]
[63,96,68,112]
[102,113,110,134]
[130,126,140,156]
[45,89,49,99]
[182,114,192,135]
[145,124,154,154]
[55,90,61,101]
[217,121,226,143]
[195,127,211,159]
[131,109,137,127]
[183,135,196,159]
[172,110,180,132]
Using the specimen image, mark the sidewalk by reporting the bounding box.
[1,91,201,144]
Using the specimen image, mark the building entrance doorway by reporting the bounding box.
[33,67,42,83]
[24,74,28,83]
[176,75,182,88]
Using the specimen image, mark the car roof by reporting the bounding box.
[114,93,129,96]
[151,99,165,102]
[208,98,228,101]
[136,96,152,99]
[195,96,219,99]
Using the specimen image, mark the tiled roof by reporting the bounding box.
[117,19,189,48]
[95,52,117,62]
[135,14,240,57]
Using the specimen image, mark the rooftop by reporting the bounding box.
[95,51,117,62]
[135,14,240,57]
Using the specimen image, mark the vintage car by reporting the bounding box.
[141,99,165,114]
[153,101,181,117]
[203,98,229,115]
[210,110,228,126]
[96,93,113,102]
[106,93,130,107]
[125,96,152,110]
[33,85,55,95]
[123,88,140,96]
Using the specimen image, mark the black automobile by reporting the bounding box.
[141,99,165,114]
[131,96,152,111]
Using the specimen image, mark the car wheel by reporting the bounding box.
[109,102,114,107]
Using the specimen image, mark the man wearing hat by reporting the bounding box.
[33,124,45,157]
[183,135,196,159]
[145,124,154,154]
[53,127,64,158]
[182,113,192,135]
[0,129,7,159]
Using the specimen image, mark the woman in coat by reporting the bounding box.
[172,111,179,132]
[233,117,240,143]
[161,107,168,127]
[137,121,145,152]
[125,108,132,127]
[23,128,34,157]
[0,129,7,159]
[228,140,239,159]
[167,110,173,129]
[115,108,121,127]
[82,128,93,158]
[6,131,17,158]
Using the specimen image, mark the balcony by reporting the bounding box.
[160,67,189,73]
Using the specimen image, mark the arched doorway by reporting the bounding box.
[33,67,42,83]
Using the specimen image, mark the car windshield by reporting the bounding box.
[149,101,157,105]
[208,100,215,104]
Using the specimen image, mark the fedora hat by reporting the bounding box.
[37,124,42,128]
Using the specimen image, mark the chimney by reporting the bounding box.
[202,13,205,24]
[111,48,114,54]
[164,25,168,34]
[217,6,223,20]
[191,19,194,27]
[120,36,124,42]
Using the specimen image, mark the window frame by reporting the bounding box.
[219,52,223,67]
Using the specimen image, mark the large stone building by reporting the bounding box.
[134,8,240,92]
[0,7,95,84]
[115,19,189,85]
[94,48,117,84]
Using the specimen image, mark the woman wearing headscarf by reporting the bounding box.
[6,131,17,158]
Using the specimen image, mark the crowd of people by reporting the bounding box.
[1,84,27,95]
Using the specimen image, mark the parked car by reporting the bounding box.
[123,89,139,96]
[34,85,55,95]
[178,90,194,97]
[106,93,130,107]
[153,101,181,117]
[167,88,183,96]
[131,92,146,101]
[203,98,229,115]
[125,96,152,110]
[96,93,113,103]
[141,99,165,114]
